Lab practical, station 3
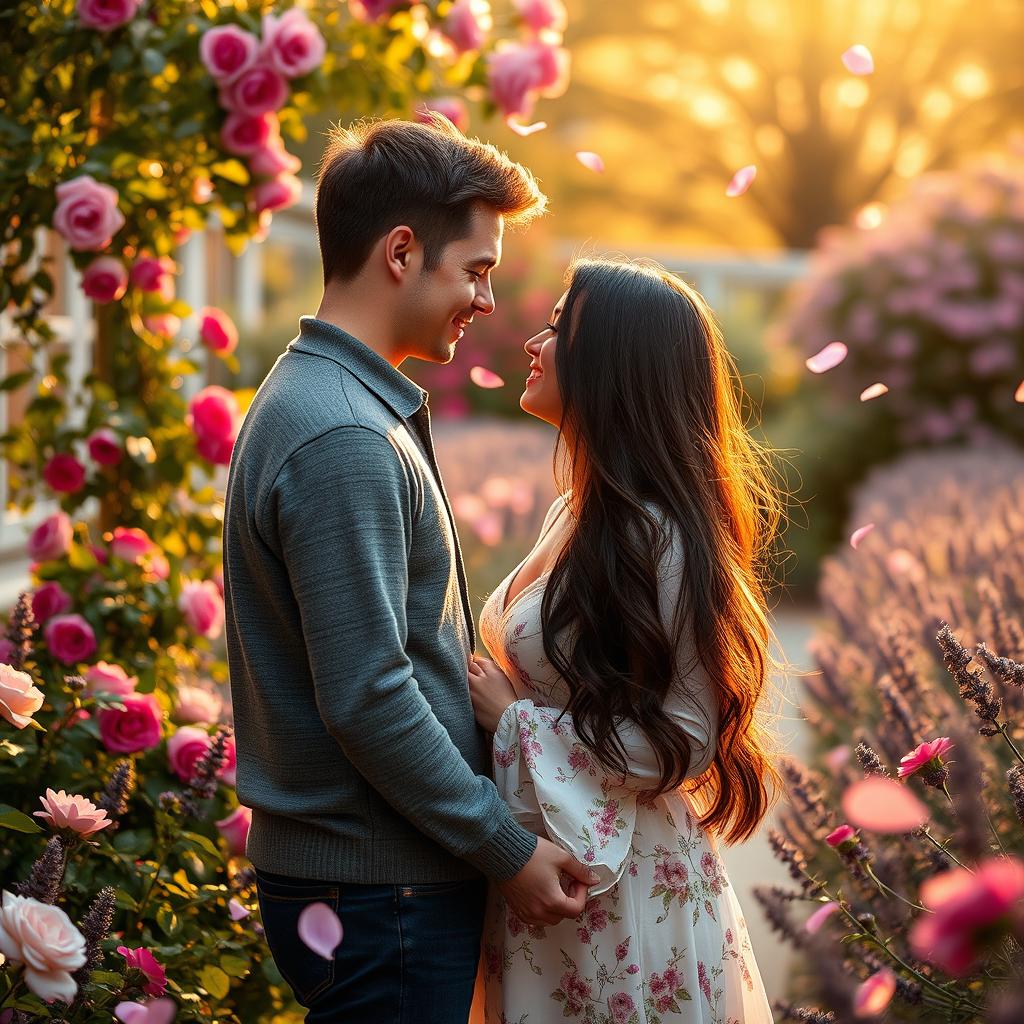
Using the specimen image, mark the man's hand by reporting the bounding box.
[497,836,600,927]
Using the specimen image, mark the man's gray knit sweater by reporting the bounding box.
[223,316,538,883]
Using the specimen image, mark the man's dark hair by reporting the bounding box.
[314,114,547,284]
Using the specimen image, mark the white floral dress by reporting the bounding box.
[479,496,772,1024]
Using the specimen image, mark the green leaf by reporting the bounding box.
[156,904,181,936]
[89,970,125,987]
[0,805,43,833]
[200,964,231,1000]
[0,738,26,758]
[220,953,251,978]
[0,370,33,392]
[181,830,222,860]
[115,888,139,910]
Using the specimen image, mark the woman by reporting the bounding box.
[468,258,781,1023]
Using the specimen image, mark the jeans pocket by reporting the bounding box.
[398,878,484,898]
[256,873,340,1006]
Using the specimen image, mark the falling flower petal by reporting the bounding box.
[805,341,848,373]
[470,366,505,389]
[228,898,250,921]
[575,151,605,173]
[842,776,929,833]
[726,164,756,197]
[805,901,840,934]
[860,382,889,402]
[842,44,875,76]
[1015,379,1024,402]
[853,968,896,1017]
[507,117,547,136]
[849,523,875,549]
[298,902,343,961]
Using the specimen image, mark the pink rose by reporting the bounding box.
[898,737,954,779]
[196,430,237,466]
[145,550,170,581]
[53,175,125,251]
[110,526,153,564]
[414,99,469,134]
[486,42,570,120]
[43,453,86,494]
[130,256,176,294]
[27,511,74,562]
[178,580,225,639]
[31,582,72,625]
[221,731,237,786]
[514,0,567,34]
[349,0,407,22]
[44,613,97,665]
[84,661,138,697]
[142,314,181,339]
[167,725,213,782]
[98,693,163,753]
[198,307,239,355]
[443,0,489,54]
[34,788,111,837]
[82,256,128,303]
[216,804,252,856]
[116,945,167,997]
[249,138,301,177]
[174,684,223,725]
[0,664,45,730]
[188,385,239,447]
[87,427,123,466]
[0,891,86,1003]
[253,173,302,214]
[261,8,326,78]
[221,111,277,156]
[826,823,858,848]
[77,0,141,32]
[219,65,289,117]
[200,24,260,83]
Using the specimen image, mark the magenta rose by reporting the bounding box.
[43,614,97,665]
[253,173,302,214]
[130,255,175,294]
[53,175,125,251]
[196,431,237,466]
[27,512,73,562]
[249,137,301,177]
[198,307,239,354]
[442,0,488,54]
[81,256,128,303]
[77,0,141,31]
[261,8,325,78]
[199,24,259,83]
[216,804,252,856]
[110,526,153,564]
[219,65,289,117]
[87,427,123,466]
[98,693,162,753]
[188,385,239,464]
[31,582,72,625]
[178,580,225,639]
[116,946,167,997]
[221,111,276,156]
[43,453,86,494]
[220,732,237,786]
[84,661,137,698]
[514,0,567,34]
[167,726,213,782]
[414,98,469,133]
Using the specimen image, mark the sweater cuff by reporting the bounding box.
[464,807,538,882]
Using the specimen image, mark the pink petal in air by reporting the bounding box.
[298,902,343,960]
[842,776,929,833]
[842,44,875,76]
[575,151,605,173]
[1015,379,1024,403]
[726,165,757,197]
[853,968,896,1017]
[805,341,848,373]
[860,382,888,402]
[849,523,875,549]
[506,118,548,136]
[805,901,840,934]
[228,898,250,921]
[470,366,505,389]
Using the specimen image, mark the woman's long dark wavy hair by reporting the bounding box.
[541,258,784,844]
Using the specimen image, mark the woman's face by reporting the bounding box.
[520,290,567,427]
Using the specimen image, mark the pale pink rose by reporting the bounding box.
[0,891,86,1003]
[28,511,74,562]
[200,24,259,83]
[110,526,153,564]
[414,98,469,133]
[253,173,302,214]
[43,453,86,494]
[0,664,45,729]
[530,40,570,94]
[219,65,289,116]
[144,551,170,581]
[142,313,181,339]
[33,788,111,836]
[130,255,175,293]
[261,8,326,79]
[514,0,567,34]
[53,175,125,251]
[189,385,239,443]
[116,945,167,996]
[31,582,72,625]
[348,0,407,22]
[826,823,857,848]
[898,737,954,779]
[221,111,276,156]
[82,256,128,303]
[443,0,489,54]
[44,613,97,664]
[167,725,213,782]
[77,0,141,32]
[87,426,123,466]
[486,41,570,120]
[216,804,252,856]
[174,684,223,725]
[178,580,225,639]
[84,661,138,697]
[114,999,177,1024]
[98,693,163,753]
[198,307,239,355]
[249,138,302,177]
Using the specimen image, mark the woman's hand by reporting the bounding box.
[468,655,518,734]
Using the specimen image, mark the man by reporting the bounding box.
[223,115,599,1023]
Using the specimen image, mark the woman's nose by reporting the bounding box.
[524,334,541,355]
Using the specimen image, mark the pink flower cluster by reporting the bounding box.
[188,385,240,466]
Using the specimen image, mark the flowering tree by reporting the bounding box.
[0,0,570,1019]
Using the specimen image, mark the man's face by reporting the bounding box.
[400,204,503,364]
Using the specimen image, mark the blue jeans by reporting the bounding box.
[256,870,487,1023]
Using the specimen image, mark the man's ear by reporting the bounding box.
[384,225,417,282]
